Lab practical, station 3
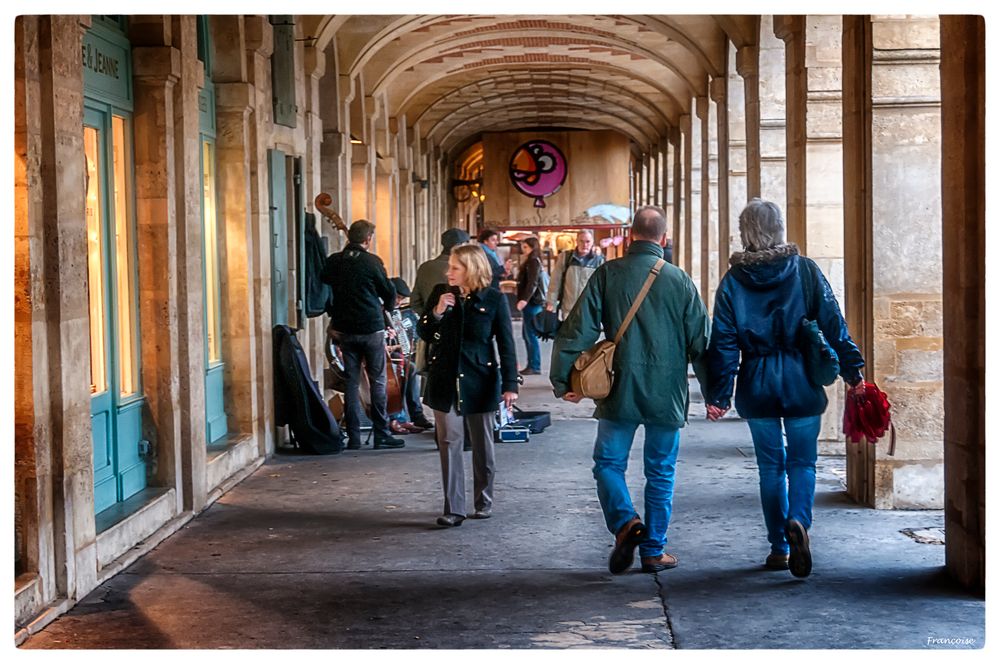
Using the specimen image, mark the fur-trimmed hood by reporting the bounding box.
[728,243,801,290]
[729,243,799,267]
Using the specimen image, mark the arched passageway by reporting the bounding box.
[14,13,984,644]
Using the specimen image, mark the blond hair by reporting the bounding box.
[450,244,494,292]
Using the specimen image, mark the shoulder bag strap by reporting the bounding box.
[613,258,666,345]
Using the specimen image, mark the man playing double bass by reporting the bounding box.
[321,220,405,450]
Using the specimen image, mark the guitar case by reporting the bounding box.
[273,325,343,454]
[511,405,551,434]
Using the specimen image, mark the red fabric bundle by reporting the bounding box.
[844,381,896,456]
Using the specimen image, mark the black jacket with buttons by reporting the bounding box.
[418,284,519,415]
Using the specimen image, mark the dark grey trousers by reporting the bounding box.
[432,407,496,517]
[332,329,390,443]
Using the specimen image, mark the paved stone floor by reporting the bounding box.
[21,333,984,650]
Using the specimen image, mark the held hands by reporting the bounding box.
[562,391,583,403]
[545,302,556,313]
[434,292,456,317]
[706,404,729,421]
[516,299,528,312]
[503,391,518,410]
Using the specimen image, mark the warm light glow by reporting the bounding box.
[112,116,137,397]
[479,194,486,202]
[350,135,363,145]
[202,140,222,364]
[85,126,107,394]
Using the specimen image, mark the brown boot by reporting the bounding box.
[608,517,646,575]
[640,552,679,573]
[764,552,790,570]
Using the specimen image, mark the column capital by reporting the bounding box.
[132,45,181,85]
[736,45,759,79]
[304,45,326,80]
[773,15,806,44]
[710,77,727,104]
[695,96,709,119]
[244,16,273,58]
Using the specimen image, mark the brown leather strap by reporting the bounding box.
[613,258,666,345]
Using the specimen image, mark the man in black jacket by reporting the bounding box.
[322,220,404,450]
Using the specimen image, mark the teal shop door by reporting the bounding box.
[84,105,147,515]
[269,149,289,326]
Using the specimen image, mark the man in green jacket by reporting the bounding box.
[550,206,710,575]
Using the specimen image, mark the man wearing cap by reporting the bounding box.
[411,227,470,318]
[322,220,405,451]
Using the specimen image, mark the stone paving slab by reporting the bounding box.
[20,337,985,649]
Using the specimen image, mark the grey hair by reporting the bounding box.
[738,198,785,251]
[576,229,594,240]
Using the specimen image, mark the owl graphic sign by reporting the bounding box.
[508,140,567,208]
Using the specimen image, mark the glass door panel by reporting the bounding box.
[85,126,108,395]
[202,140,222,364]
[111,115,139,398]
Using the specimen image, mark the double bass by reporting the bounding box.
[314,193,406,423]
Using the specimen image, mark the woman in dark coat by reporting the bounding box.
[515,236,546,375]
[705,198,865,578]
[418,244,519,527]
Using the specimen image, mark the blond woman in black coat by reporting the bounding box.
[418,245,519,527]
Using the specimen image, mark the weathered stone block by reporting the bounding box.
[892,461,944,509]
[872,16,941,51]
[896,349,943,381]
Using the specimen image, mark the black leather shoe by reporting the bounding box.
[374,435,405,449]
[436,514,464,527]
[785,519,812,578]
[411,416,434,430]
[346,440,362,450]
[470,508,492,519]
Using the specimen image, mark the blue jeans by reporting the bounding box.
[521,303,543,370]
[747,416,822,554]
[592,419,681,558]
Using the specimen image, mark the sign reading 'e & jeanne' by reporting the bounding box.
[82,25,133,109]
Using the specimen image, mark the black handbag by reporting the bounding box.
[796,259,840,386]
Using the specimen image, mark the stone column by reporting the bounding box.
[680,113,693,276]
[212,16,261,445]
[23,16,100,602]
[759,18,787,216]
[697,95,712,304]
[775,16,806,247]
[670,127,682,262]
[244,16,276,455]
[131,23,185,505]
[727,42,748,256]
[736,45,761,199]
[843,16,944,509]
[940,15,985,592]
[711,76,731,283]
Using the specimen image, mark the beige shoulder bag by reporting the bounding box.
[569,259,666,399]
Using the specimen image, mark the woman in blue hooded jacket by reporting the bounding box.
[705,198,865,578]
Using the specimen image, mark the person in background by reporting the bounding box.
[550,206,710,575]
[321,220,404,450]
[478,228,507,289]
[545,229,605,320]
[411,228,470,318]
[418,245,519,527]
[515,236,546,375]
[704,198,865,578]
[388,277,435,433]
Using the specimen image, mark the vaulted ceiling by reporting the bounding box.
[301,15,760,156]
